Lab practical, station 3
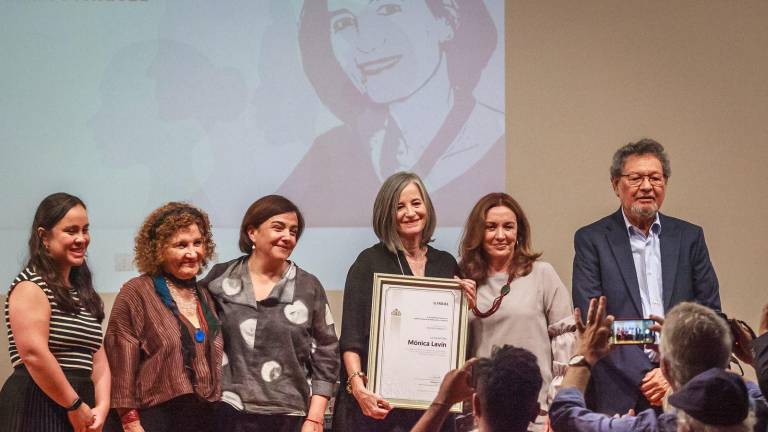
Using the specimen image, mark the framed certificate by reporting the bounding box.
[367,273,469,412]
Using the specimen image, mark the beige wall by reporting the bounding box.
[505,0,768,379]
[505,0,768,325]
[3,1,767,382]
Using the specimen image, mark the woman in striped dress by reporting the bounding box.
[0,193,109,432]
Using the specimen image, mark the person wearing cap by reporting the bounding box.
[669,368,751,431]
[549,298,766,432]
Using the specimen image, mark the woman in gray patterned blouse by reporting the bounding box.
[201,195,339,432]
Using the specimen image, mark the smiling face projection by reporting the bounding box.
[327,0,453,104]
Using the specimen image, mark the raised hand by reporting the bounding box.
[573,296,614,366]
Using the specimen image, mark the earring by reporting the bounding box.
[251,244,255,250]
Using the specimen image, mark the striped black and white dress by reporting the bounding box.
[0,267,103,432]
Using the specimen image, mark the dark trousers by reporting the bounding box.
[104,394,215,432]
[213,402,304,432]
[332,391,455,432]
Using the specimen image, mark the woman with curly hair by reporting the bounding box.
[104,202,223,432]
[0,192,109,432]
[460,193,575,431]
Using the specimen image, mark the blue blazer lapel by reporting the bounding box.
[606,210,644,317]
[659,214,680,311]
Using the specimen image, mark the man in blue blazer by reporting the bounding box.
[572,139,721,415]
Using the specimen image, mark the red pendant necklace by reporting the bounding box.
[471,272,514,318]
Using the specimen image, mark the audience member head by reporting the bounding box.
[669,368,754,432]
[473,345,542,432]
[659,302,732,389]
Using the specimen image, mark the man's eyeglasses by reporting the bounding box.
[620,173,665,187]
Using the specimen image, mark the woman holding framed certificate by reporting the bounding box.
[460,193,576,431]
[332,172,475,432]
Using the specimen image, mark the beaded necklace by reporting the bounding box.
[167,283,206,343]
[471,272,514,318]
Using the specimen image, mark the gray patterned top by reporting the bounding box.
[201,256,339,416]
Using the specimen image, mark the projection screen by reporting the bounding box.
[0,0,505,291]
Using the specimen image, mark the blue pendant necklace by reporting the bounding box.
[193,302,205,343]
[167,279,206,344]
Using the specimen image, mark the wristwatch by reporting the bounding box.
[65,396,83,411]
[568,355,591,370]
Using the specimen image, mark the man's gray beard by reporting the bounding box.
[631,202,658,221]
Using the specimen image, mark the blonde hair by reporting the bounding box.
[372,172,436,253]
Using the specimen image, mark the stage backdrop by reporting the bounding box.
[0,0,506,292]
[3,0,767,386]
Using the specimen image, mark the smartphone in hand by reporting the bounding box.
[610,319,656,344]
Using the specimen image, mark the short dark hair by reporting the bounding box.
[610,138,671,180]
[475,345,542,432]
[239,195,305,253]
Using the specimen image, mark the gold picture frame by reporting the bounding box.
[367,273,469,412]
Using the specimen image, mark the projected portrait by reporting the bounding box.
[278,0,504,226]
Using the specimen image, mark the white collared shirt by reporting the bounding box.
[622,211,664,362]
[621,210,664,320]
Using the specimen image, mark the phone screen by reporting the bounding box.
[610,319,656,344]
